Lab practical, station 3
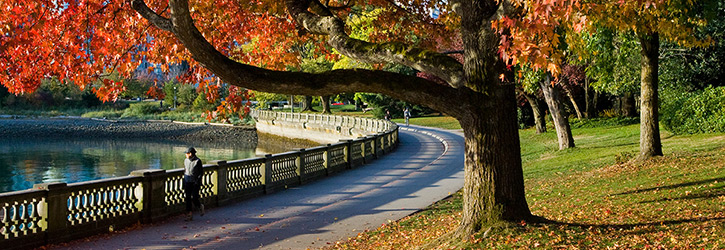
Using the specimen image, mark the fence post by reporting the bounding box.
[209,160,227,206]
[262,154,273,194]
[339,139,352,169]
[381,133,389,154]
[370,135,377,159]
[324,144,331,176]
[296,148,306,184]
[129,169,167,223]
[359,137,367,164]
[33,182,69,244]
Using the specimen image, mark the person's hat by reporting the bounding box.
[185,147,197,154]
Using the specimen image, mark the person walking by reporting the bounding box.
[403,107,411,126]
[183,147,204,221]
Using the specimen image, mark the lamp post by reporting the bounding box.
[173,86,177,109]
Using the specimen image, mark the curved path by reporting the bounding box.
[51,125,465,250]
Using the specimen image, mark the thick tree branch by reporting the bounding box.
[131,0,468,116]
[286,0,466,88]
[130,0,172,32]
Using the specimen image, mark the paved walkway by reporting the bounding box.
[51,125,465,250]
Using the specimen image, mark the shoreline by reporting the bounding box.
[0,117,258,148]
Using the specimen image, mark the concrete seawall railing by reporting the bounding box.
[0,111,398,250]
[252,110,394,143]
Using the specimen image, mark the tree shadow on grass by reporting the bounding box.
[530,215,725,232]
[613,177,725,195]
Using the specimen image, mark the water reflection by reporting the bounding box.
[0,138,259,192]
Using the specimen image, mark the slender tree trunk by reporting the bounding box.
[539,75,575,149]
[585,78,597,118]
[320,95,331,114]
[453,1,532,237]
[300,96,314,112]
[523,92,547,134]
[638,32,663,159]
[621,93,637,117]
[566,91,583,119]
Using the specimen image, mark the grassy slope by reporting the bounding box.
[327,118,725,249]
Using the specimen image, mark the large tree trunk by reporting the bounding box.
[523,92,547,134]
[320,96,331,114]
[454,1,532,237]
[638,32,663,159]
[539,75,575,149]
[457,86,531,236]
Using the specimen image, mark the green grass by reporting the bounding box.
[393,115,462,130]
[327,121,725,249]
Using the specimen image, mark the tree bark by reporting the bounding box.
[321,96,331,114]
[522,91,547,134]
[638,32,663,159]
[539,75,575,149]
[457,86,531,236]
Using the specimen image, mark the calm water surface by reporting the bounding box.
[0,138,263,192]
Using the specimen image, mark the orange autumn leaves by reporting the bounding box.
[0,0,298,103]
[493,0,586,76]
[1,0,708,102]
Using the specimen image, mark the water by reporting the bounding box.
[0,138,263,192]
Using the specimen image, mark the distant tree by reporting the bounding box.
[581,0,714,160]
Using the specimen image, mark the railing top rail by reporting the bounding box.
[253,110,396,135]
[66,175,142,188]
[304,145,328,152]
[227,157,266,165]
[269,151,300,158]
[0,188,46,198]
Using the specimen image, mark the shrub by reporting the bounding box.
[192,93,218,112]
[570,117,639,129]
[121,102,162,118]
[82,110,124,119]
[661,86,725,134]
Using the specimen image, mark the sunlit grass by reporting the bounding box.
[393,115,462,130]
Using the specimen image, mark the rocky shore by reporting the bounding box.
[0,117,258,147]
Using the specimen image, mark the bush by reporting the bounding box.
[121,102,162,118]
[192,93,218,112]
[82,110,124,119]
[661,86,725,134]
[570,117,639,129]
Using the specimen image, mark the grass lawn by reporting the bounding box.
[393,115,462,130]
[326,121,725,249]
